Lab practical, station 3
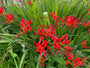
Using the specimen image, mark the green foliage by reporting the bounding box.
[0,0,90,68]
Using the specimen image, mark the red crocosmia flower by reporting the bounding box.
[34,37,50,66]
[82,22,90,27]
[58,34,70,46]
[81,40,87,49]
[81,57,86,65]
[88,9,90,11]
[38,55,45,66]
[41,63,44,66]
[74,57,81,67]
[50,12,64,25]
[65,16,80,28]
[52,34,70,54]
[63,46,72,52]
[28,1,32,5]
[64,52,74,62]
[72,57,86,68]
[64,51,86,67]
[5,14,13,24]
[33,37,50,55]
[50,12,58,19]
[60,16,65,22]
[37,25,56,38]
[65,60,70,67]
[0,7,4,15]
[19,19,31,33]
[67,52,74,62]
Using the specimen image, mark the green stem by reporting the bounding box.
[0,25,6,33]
[14,58,18,68]
[36,55,41,68]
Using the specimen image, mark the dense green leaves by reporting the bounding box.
[0,0,90,68]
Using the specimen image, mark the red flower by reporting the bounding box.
[33,37,50,55]
[41,63,44,66]
[60,16,65,22]
[65,16,80,28]
[50,12,58,19]
[5,14,13,24]
[28,1,32,5]
[65,60,70,67]
[58,34,70,46]
[63,46,72,52]
[81,57,86,65]
[66,52,74,62]
[38,55,45,66]
[82,22,90,27]
[37,25,56,38]
[81,40,87,49]
[52,34,70,54]
[34,37,50,66]
[88,9,90,11]
[64,51,86,67]
[0,7,4,15]
[53,36,60,50]
[19,19,31,33]
[50,12,65,25]
[72,57,86,68]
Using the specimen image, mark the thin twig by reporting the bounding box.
[0,39,32,66]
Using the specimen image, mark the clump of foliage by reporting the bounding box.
[0,0,90,68]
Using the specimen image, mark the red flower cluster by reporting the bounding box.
[82,22,90,35]
[38,55,45,66]
[73,57,86,67]
[34,37,50,56]
[50,12,65,25]
[28,1,32,5]
[65,16,80,28]
[82,22,90,28]
[34,23,86,67]
[5,14,13,24]
[50,12,80,28]
[53,34,70,53]
[34,37,50,66]
[35,24,72,66]
[19,19,32,33]
[37,24,56,38]
[87,9,90,15]
[0,7,4,15]
[63,46,72,52]
[81,40,87,49]
[64,50,86,67]
[88,9,90,11]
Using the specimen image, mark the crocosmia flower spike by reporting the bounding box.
[0,7,4,15]
[5,14,13,24]
[19,19,32,33]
